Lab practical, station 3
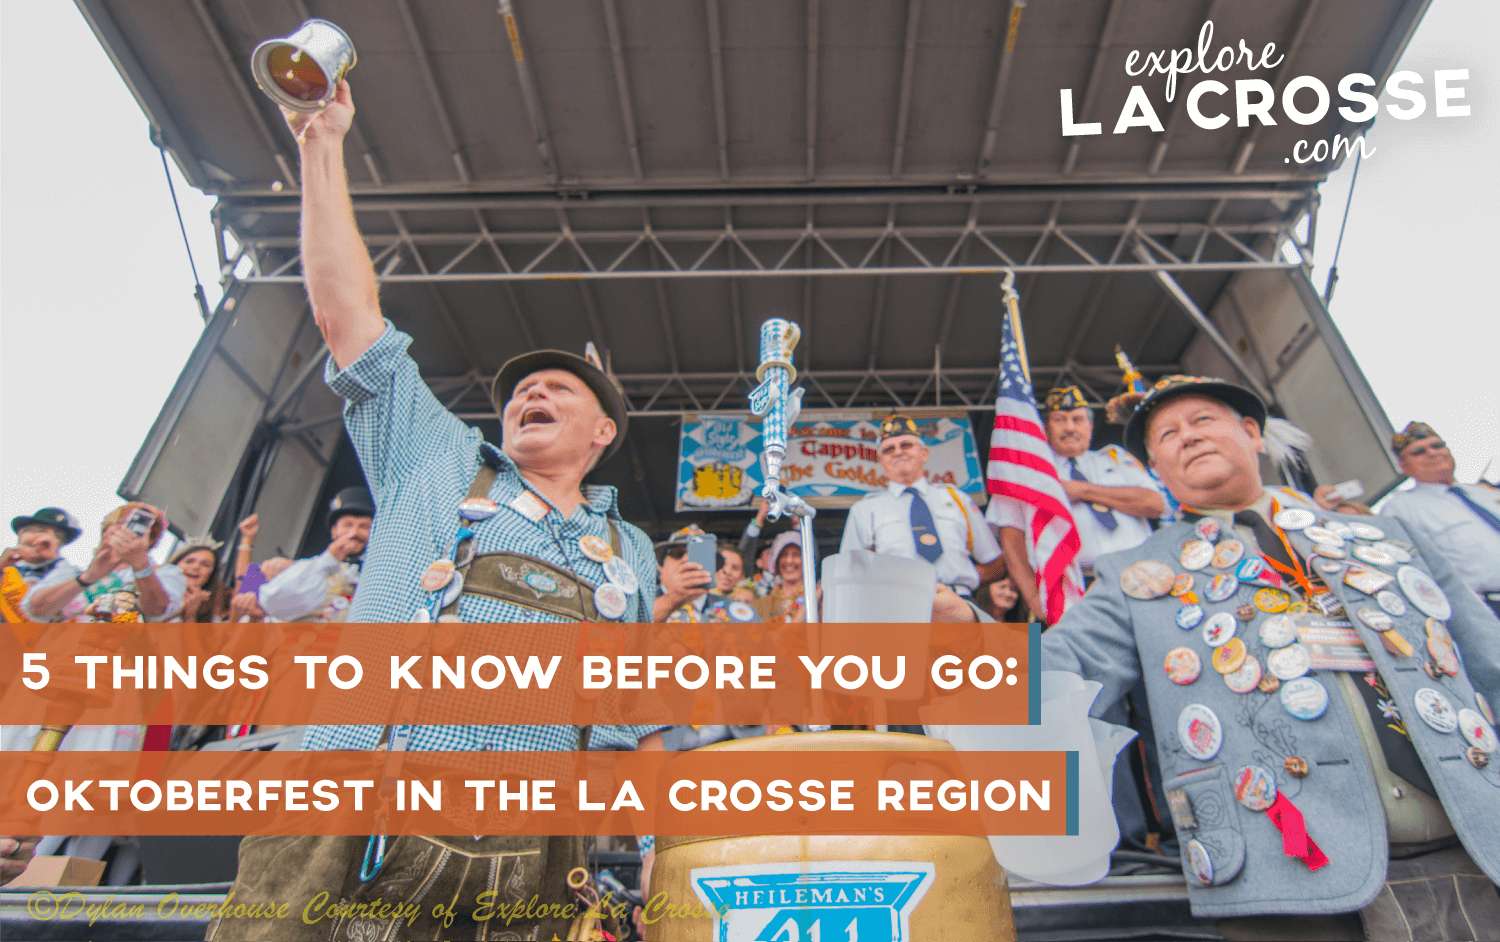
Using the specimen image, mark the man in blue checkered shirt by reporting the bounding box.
[210,81,666,942]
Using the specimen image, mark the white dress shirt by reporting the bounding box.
[840,478,1000,592]
[988,444,1163,571]
[1380,481,1500,594]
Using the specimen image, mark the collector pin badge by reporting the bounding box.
[1233,765,1278,812]
[1352,544,1397,568]
[1457,708,1500,753]
[603,555,639,594]
[1196,518,1222,543]
[1213,637,1248,674]
[1376,590,1407,617]
[1254,587,1292,613]
[457,496,499,521]
[1120,560,1176,599]
[594,582,628,620]
[1371,541,1412,564]
[1237,557,1266,581]
[1203,611,1237,647]
[1413,688,1458,734]
[1347,521,1385,542]
[1180,540,1215,571]
[1259,614,1298,648]
[1212,539,1245,569]
[1304,526,1345,548]
[1397,565,1452,620]
[1225,654,1263,694]
[1280,676,1330,720]
[1176,603,1205,630]
[1344,566,1395,595]
[1187,839,1214,886]
[578,534,613,562]
[1274,508,1316,530]
[1267,643,1312,681]
[1171,573,1196,597]
[1178,704,1224,761]
[421,559,456,592]
[1165,647,1203,685]
[1206,573,1240,602]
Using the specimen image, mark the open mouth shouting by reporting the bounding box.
[520,406,555,428]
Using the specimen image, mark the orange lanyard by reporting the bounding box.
[1261,499,1325,599]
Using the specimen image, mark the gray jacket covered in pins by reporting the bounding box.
[1041,510,1500,918]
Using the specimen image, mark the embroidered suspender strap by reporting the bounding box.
[458,552,602,621]
[440,462,501,619]
[442,460,624,622]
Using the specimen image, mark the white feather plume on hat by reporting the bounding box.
[1261,417,1314,479]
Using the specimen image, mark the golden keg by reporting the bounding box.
[645,730,1015,941]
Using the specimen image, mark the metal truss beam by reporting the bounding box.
[437,361,1180,418]
[235,208,1300,285]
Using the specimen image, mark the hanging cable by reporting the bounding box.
[1321,129,1370,306]
[158,142,212,321]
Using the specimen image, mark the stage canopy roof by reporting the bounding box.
[89,0,1425,538]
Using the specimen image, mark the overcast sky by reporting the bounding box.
[2,2,1495,570]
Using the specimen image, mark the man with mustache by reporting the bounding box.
[1379,422,1500,619]
[989,385,1167,620]
[248,486,373,623]
[1039,376,1500,940]
[208,80,663,942]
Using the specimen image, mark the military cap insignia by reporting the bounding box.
[879,414,921,442]
[1043,386,1089,413]
[1390,421,1440,455]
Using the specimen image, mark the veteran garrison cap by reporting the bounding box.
[1122,374,1267,464]
[492,345,629,461]
[879,414,921,443]
[1043,385,1089,413]
[1391,421,1441,456]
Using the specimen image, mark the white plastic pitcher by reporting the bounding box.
[821,550,937,623]
[925,670,1137,885]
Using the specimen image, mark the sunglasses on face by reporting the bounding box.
[1405,441,1447,458]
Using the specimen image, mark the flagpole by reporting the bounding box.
[1000,271,1029,387]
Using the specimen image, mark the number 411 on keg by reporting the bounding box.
[691,861,935,941]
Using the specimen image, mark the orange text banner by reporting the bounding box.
[1,749,1075,838]
[1,622,1040,727]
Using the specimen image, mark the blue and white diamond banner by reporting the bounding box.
[691,860,936,942]
[676,410,984,512]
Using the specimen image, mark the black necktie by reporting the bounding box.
[1449,485,1500,535]
[1233,511,1298,573]
[906,487,944,563]
[1069,459,1118,531]
[1232,510,1436,797]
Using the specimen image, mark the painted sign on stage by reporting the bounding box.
[676,410,984,511]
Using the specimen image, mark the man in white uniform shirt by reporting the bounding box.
[1380,421,1500,618]
[989,385,1166,619]
[256,486,373,622]
[840,414,1002,622]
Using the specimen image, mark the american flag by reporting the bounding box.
[986,311,1082,623]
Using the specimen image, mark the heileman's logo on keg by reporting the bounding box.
[691,861,935,942]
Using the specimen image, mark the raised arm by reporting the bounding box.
[286,81,384,368]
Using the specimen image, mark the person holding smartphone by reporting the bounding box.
[654,524,758,622]
[23,502,184,623]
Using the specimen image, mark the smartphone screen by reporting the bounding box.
[123,509,155,536]
[686,534,719,575]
